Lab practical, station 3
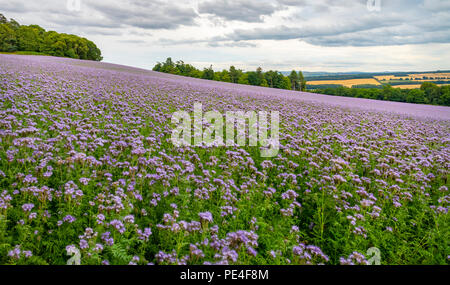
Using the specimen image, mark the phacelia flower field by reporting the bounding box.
[0,54,449,265]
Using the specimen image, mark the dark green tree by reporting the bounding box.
[421,82,440,104]
[202,65,214,80]
[289,70,299,90]
[238,73,250,85]
[298,71,306,91]
[282,76,292,90]
[0,23,17,51]
[0,13,7,24]
[229,66,243,83]
[0,14,102,61]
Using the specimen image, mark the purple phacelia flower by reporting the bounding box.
[199,211,213,223]
[63,215,76,224]
[80,239,89,250]
[123,215,135,224]
[22,203,34,212]
[137,228,152,241]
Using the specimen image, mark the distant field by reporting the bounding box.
[394,84,424,89]
[307,78,381,88]
[307,71,450,89]
[382,79,450,83]
[375,73,450,82]
[408,73,450,78]
[394,83,450,89]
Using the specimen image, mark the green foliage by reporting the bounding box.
[0,23,17,52]
[264,70,290,89]
[289,70,299,90]
[219,69,231,82]
[421,82,441,105]
[238,73,250,85]
[261,79,269,87]
[281,76,292,90]
[298,71,306,91]
[229,66,243,83]
[202,65,214,80]
[0,13,102,61]
[247,67,265,86]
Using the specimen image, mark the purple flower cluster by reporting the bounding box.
[8,245,32,260]
[199,211,213,223]
[293,244,329,264]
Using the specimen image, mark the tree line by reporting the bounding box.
[310,82,450,106]
[153,57,307,91]
[0,13,102,61]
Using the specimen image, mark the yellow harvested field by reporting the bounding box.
[307,78,381,87]
[409,73,450,78]
[394,84,450,89]
[376,73,450,81]
[409,79,450,82]
[394,85,422,89]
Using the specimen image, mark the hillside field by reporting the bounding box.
[0,54,449,265]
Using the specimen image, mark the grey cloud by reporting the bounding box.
[83,28,124,36]
[0,1,28,13]
[307,28,450,47]
[198,0,280,22]
[226,14,400,41]
[119,39,147,44]
[208,41,257,48]
[158,36,257,48]
[222,0,450,46]
[2,0,450,49]
[89,1,198,30]
[158,38,205,46]
[0,0,198,31]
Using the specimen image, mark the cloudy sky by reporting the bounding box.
[1,0,450,72]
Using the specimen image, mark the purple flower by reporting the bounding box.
[247,247,257,257]
[137,228,152,241]
[23,251,32,258]
[80,239,89,250]
[79,177,90,185]
[123,215,135,224]
[22,203,34,212]
[101,232,114,246]
[199,211,213,223]
[270,250,277,258]
[340,252,368,265]
[96,214,105,225]
[8,246,21,259]
[281,190,299,200]
[109,219,126,234]
[63,215,76,224]
[222,247,238,263]
[94,244,104,252]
